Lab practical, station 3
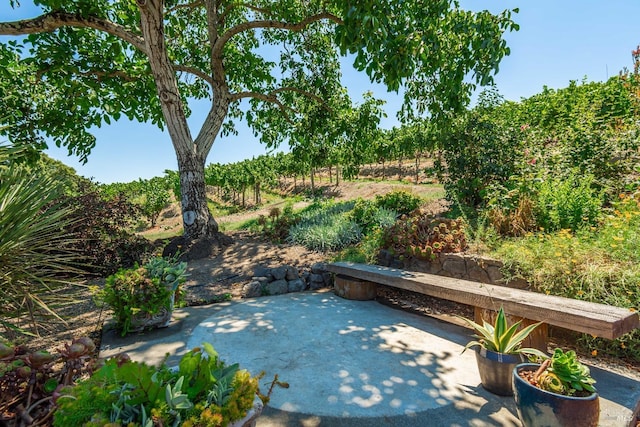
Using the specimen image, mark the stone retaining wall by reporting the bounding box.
[377,249,529,289]
[243,262,332,297]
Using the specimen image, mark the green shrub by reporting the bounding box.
[348,198,397,234]
[334,227,386,264]
[493,201,640,362]
[375,190,422,215]
[534,171,603,231]
[288,201,361,251]
[438,109,522,209]
[141,177,171,227]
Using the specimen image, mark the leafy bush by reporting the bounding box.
[534,171,603,232]
[141,177,171,227]
[63,183,153,275]
[334,227,386,264]
[494,195,640,361]
[375,190,422,215]
[348,198,397,234]
[437,108,522,209]
[288,201,362,251]
[259,204,300,242]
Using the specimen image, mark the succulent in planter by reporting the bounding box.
[513,349,599,427]
[459,307,547,395]
[96,256,188,336]
[53,343,263,427]
[521,348,596,397]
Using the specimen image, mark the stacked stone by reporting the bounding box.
[377,250,529,289]
[242,262,332,298]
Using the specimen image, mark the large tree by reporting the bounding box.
[0,0,518,239]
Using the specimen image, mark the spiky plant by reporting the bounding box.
[460,307,548,358]
[0,143,84,336]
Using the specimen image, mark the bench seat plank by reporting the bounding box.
[326,262,639,340]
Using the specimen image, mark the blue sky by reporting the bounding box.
[2,1,639,183]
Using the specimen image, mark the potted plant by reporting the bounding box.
[97,256,188,336]
[460,307,547,396]
[513,348,599,427]
[53,343,265,427]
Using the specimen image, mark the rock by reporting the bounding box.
[243,281,263,298]
[285,266,299,280]
[265,279,289,295]
[377,249,394,267]
[287,279,306,293]
[441,254,466,278]
[467,265,490,283]
[301,271,310,283]
[272,266,288,281]
[309,280,324,290]
[254,266,274,280]
[311,262,326,274]
[309,273,324,284]
[322,272,332,285]
[252,276,270,284]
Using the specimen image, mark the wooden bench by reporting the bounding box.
[326,261,639,349]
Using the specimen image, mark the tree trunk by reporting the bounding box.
[415,155,420,184]
[138,2,222,240]
[310,168,315,193]
[177,153,219,239]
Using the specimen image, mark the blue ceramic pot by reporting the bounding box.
[475,348,523,396]
[513,363,599,427]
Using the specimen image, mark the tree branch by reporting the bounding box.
[232,90,296,124]
[232,86,331,113]
[173,64,213,86]
[213,12,343,57]
[0,10,148,55]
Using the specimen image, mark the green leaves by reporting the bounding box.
[547,348,597,394]
[460,307,547,359]
[0,143,85,335]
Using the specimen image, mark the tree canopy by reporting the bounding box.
[0,0,518,239]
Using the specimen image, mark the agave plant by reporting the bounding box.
[460,307,548,358]
[0,142,85,336]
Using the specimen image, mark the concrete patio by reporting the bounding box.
[100,291,640,426]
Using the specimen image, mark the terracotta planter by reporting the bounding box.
[475,348,523,396]
[513,363,599,427]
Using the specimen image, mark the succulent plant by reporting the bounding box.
[535,348,596,396]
